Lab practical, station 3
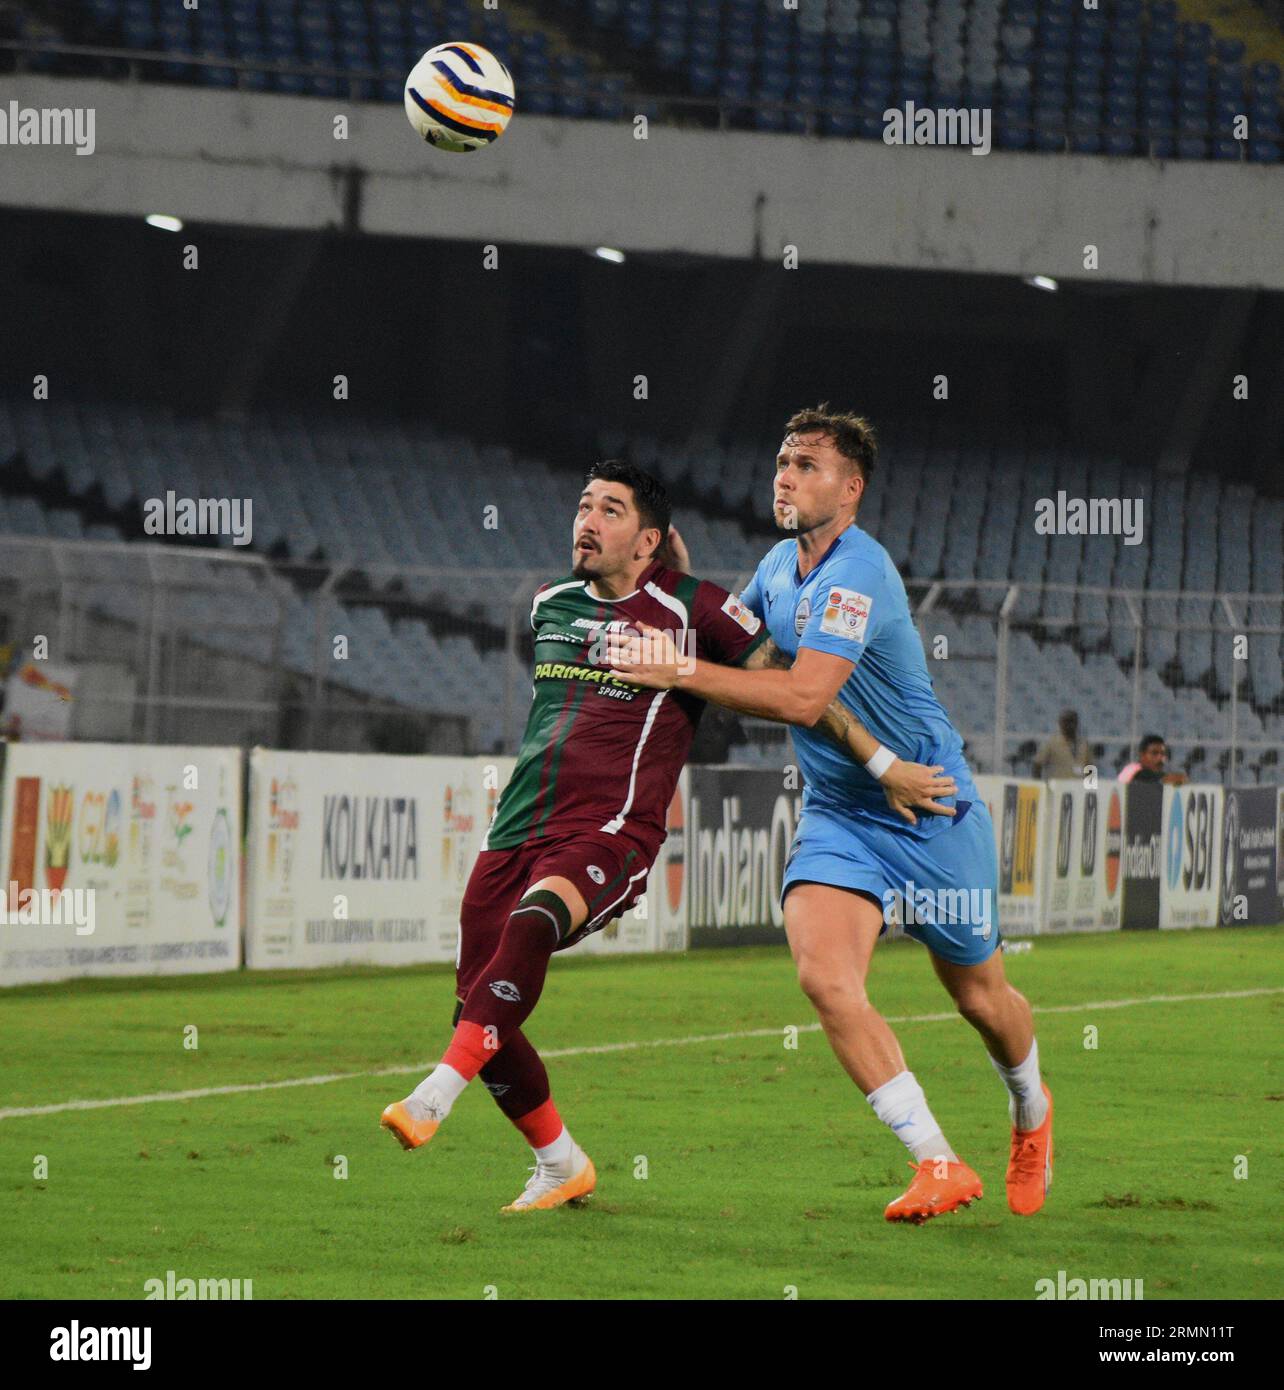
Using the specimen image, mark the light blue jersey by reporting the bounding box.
[742,523,998,963]
[741,524,976,838]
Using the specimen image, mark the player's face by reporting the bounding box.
[1140,741,1167,771]
[773,431,863,535]
[572,481,657,579]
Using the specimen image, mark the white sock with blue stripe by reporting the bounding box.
[866,1070,958,1163]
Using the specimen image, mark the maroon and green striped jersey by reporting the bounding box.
[484,558,769,861]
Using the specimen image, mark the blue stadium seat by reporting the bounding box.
[688,61,717,96]
[823,110,858,137]
[556,90,589,118]
[1071,130,1103,154]
[33,0,1269,164]
[655,37,685,71]
[124,20,158,47]
[593,78,626,120]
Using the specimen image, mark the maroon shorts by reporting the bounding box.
[456,833,650,1000]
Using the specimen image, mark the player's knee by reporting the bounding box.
[796,964,866,1016]
[509,889,573,944]
[953,986,1001,1029]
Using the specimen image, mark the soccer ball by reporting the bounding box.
[404,42,515,153]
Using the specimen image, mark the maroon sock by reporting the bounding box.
[479,1028,553,1128]
[455,899,561,1056]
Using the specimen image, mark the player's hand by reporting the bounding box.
[880,759,957,826]
[656,525,690,573]
[602,621,691,689]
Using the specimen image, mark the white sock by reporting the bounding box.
[406,1064,469,1121]
[533,1125,576,1169]
[990,1040,1047,1131]
[866,1070,958,1163]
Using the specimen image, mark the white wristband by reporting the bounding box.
[865,745,896,780]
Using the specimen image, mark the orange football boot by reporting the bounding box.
[884,1157,984,1224]
[501,1150,597,1213]
[380,1098,442,1151]
[1006,1082,1053,1215]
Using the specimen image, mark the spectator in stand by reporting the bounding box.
[1032,708,1090,779]
[1118,733,1189,786]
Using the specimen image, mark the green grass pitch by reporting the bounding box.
[2,926,1281,1300]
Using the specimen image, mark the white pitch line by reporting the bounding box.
[1,985,1280,1122]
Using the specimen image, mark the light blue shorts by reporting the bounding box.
[781,798,1000,966]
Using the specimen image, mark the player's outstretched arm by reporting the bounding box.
[605,627,956,824]
[742,639,956,824]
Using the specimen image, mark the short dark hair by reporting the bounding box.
[1139,733,1166,753]
[783,403,878,482]
[584,459,671,555]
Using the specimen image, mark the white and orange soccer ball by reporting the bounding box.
[404,42,515,153]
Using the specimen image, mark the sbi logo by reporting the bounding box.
[1168,791,1213,893]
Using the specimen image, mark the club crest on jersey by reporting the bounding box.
[720,594,762,635]
[587,864,606,884]
[794,596,811,636]
[819,586,872,642]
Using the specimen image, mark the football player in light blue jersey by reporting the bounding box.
[608,405,1054,1223]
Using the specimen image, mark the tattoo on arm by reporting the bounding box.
[741,638,875,764]
[743,636,791,671]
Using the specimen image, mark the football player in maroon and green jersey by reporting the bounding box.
[381,460,955,1212]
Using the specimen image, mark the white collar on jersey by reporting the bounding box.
[585,558,663,604]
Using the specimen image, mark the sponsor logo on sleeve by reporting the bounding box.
[719,594,762,635]
[818,587,872,642]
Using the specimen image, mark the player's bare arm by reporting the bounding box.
[607,626,956,824]
[742,637,955,824]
